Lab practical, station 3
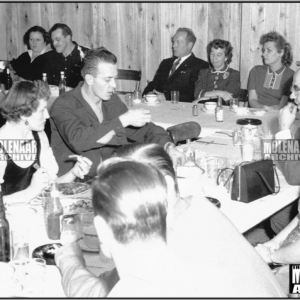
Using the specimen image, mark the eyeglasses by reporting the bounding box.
[290,85,300,94]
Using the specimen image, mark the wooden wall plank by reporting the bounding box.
[68,3,93,48]
[2,3,300,94]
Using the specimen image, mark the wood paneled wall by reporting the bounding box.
[1,2,300,90]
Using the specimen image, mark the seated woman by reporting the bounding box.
[10,26,52,81]
[248,31,294,110]
[194,39,240,103]
[0,80,92,205]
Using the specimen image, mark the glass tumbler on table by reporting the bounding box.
[60,213,83,245]
[11,229,29,262]
[25,258,46,296]
[171,91,179,104]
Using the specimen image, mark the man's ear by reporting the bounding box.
[94,215,114,258]
[85,74,94,85]
[187,42,194,51]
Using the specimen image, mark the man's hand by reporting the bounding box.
[153,89,166,101]
[255,243,272,263]
[278,103,297,131]
[55,242,84,267]
[119,109,151,127]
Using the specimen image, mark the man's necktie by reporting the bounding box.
[169,58,181,77]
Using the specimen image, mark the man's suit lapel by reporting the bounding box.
[167,53,195,80]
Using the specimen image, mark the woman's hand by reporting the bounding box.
[255,243,272,263]
[71,156,93,179]
[216,91,233,101]
[27,167,51,199]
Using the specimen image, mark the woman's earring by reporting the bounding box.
[25,120,29,126]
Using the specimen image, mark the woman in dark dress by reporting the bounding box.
[194,39,240,102]
[10,26,52,81]
[0,80,92,205]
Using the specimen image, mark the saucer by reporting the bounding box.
[142,99,161,106]
[201,107,215,114]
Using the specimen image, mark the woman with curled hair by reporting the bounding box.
[10,26,52,81]
[248,31,294,110]
[194,39,240,102]
[0,80,91,205]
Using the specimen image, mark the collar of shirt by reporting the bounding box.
[211,64,229,74]
[28,47,48,60]
[176,53,192,67]
[267,65,286,75]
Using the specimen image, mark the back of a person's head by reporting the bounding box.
[0,80,50,122]
[81,47,117,78]
[92,158,167,245]
[49,23,72,38]
[115,143,179,194]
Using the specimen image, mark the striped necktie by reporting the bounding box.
[169,58,181,77]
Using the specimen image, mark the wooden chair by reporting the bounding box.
[167,121,201,145]
[115,69,141,95]
[237,89,249,107]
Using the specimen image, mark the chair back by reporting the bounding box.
[115,69,141,95]
[167,122,201,145]
[237,89,249,107]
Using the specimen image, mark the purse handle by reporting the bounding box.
[255,164,280,195]
[217,161,280,195]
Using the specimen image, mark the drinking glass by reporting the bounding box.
[11,229,29,262]
[233,130,243,146]
[25,258,46,296]
[9,260,27,296]
[229,98,238,110]
[253,135,263,161]
[242,139,254,161]
[171,91,179,104]
[125,93,133,107]
[206,156,218,179]
[60,214,83,245]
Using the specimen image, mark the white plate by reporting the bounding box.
[142,99,161,106]
[201,107,215,114]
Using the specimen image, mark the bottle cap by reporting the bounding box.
[60,71,64,75]
[42,73,46,76]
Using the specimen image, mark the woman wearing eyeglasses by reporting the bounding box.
[248,31,294,111]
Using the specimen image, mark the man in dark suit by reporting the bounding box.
[143,28,209,103]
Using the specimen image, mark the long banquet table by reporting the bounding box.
[133,100,300,233]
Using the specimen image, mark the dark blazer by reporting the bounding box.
[143,53,209,103]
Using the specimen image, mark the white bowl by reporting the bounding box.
[145,94,158,103]
[204,102,217,111]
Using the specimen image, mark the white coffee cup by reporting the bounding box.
[204,102,217,111]
[145,94,158,103]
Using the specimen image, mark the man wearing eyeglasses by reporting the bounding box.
[255,69,300,295]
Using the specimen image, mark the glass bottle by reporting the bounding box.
[59,71,66,96]
[42,73,49,89]
[44,183,63,240]
[5,67,12,90]
[0,184,10,262]
[215,96,223,122]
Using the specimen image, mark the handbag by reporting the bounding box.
[218,160,280,203]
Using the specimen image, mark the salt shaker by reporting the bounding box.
[192,104,198,116]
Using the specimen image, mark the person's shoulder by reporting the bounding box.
[52,84,82,110]
[284,66,295,76]
[191,54,209,65]
[228,68,240,75]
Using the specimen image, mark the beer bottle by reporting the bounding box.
[5,67,12,90]
[59,71,66,96]
[42,73,49,88]
[0,184,10,262]
[215,96,224,122]
[44,183,63,240]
